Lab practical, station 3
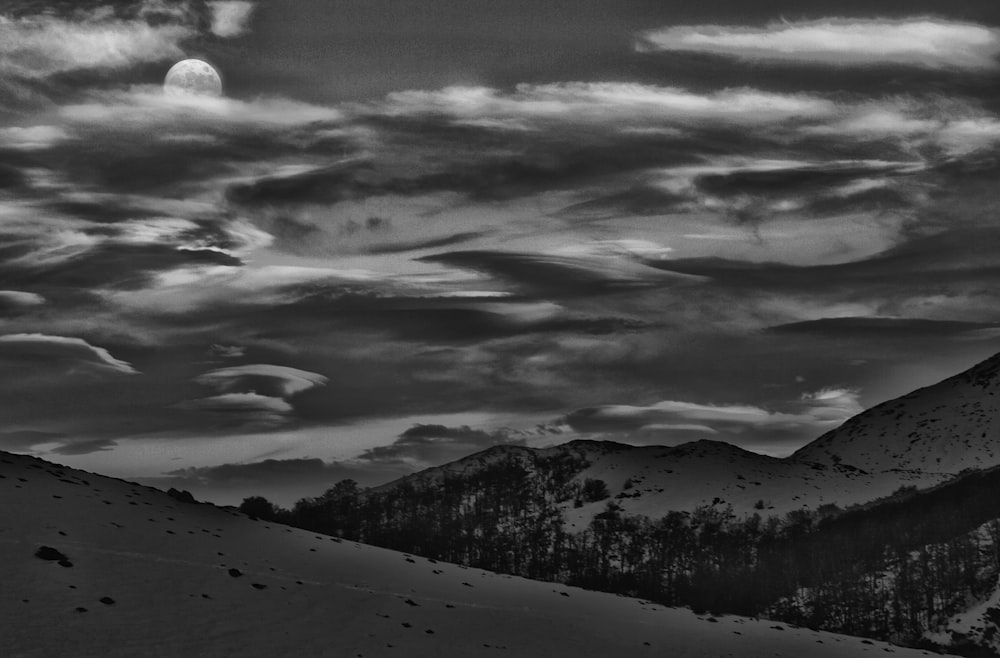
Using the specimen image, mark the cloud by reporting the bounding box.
[637,18,1000,71]
[41,90,348,196]
[0,430,65,452]
[176,392,292,421]
[174,365,329,429]
[0,290,45,308]
[61,89,343,129]
[0,0,259,86]
[559,158,923,223]
[379,83,839,126]
[209,344,246,359]
[646,226,1000,293]
[49,437,119,456]
[0,8,191,80]
[169,457,345,484]
[0,125,69,150]
[0,240,244,292]
[194,364,329,398]
[0,334,138,375]
[419,250,699,297]
[563,389,864,448]
[769,317,1000,338]
[174,392,294,427]
[208,1,255,38]
[358,423,528,465]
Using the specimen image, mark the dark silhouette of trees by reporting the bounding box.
[239,495,279,521]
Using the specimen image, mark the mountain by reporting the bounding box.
[0,450,935,658]
[372,352,1000,520]
[792,353,1000,473]
[375,438,944,520]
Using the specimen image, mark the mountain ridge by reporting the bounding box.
[371,351,1000,517]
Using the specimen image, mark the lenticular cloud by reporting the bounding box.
[637,18,1000,71]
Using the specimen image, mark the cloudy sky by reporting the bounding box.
[2,0,1000,505]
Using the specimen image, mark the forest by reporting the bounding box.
[241,455,1000,655]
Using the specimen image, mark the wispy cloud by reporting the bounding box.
[195,364,329,398]
[562,389,864,451]
[637,18,1000,71]
[208,1,256,38]
[0,290,45,308]
[174,392,295,428]
[0,334,138,375]
[61,89,343,129]
[175,364,328,428]
[379,83,839,126]
[0,9,190,80]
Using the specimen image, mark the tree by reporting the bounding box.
[580,478,610,503]
[239,496,278,520]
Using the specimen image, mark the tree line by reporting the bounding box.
[241,455,1000,655]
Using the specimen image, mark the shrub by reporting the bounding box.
[580,478,610,503]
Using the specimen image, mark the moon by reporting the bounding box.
[164,59,223,98]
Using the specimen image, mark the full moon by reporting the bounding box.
[164,59,223,98]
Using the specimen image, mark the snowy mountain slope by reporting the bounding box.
[379,353,1000,519]
[380,438,950,520]
[0,450,943,658]
[793,353,1000,473]
[558,439,946,525]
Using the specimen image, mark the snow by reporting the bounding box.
[0,450,949,657]
[394,438,951,521]
[793,353,1000,474]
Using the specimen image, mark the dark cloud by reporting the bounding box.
[225,131,702,207]
[0,430,65,452]
[173,392,294,428]
[367,231,490,255]
[358,423,527,465]
[769,317,1000,338]
[225,159,374,206]
[644,227,1000,292]
[0,242,242,291]
[0,162,28,189]
[168,457,349,484]
[281,297,654,342]
[49,437,119,456]
[557,160,921,222]
[419,250,697,297]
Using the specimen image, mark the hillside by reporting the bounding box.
[0,450,939,658]
[792,353,1000,473]
[375,438,947,521]
[369,352,1000,520]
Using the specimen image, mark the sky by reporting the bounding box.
[2,0,1000,506]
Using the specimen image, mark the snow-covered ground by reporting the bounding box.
[793,353,1000,474]
[560,439,948,523]
[0,449,949,658]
